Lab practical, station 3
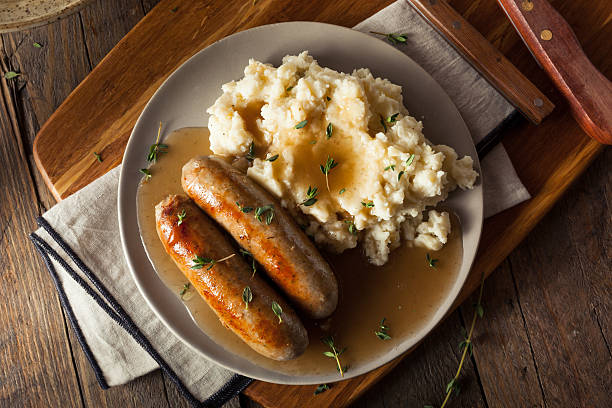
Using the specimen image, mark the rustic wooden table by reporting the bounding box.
[1,0,610,407]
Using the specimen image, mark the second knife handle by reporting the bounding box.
[497,0,612,144]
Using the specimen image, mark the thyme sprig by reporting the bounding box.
[374,318,391,340]
[429,271,486,408]
[140,168,152,181]
[320,155,339,192]
[147,121,168,163]
[246,142,255,162]
[326,123,333,139]
[314,384,330,395]
[239,249,257,278]
[295,119,308,129]
[255,205,275,224]
[191,253,236,270]
[369,31,408,45]
[300,185,319,207]
[321,335,347,377]
[236,202,253,213]
[177,209,186,225]
[427,253,438,268]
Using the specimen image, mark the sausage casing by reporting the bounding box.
[155,194,308,361]
[182,156,338,319]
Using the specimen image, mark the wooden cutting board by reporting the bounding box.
[32,0,604,407]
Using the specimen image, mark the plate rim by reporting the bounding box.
[118,20,483,385]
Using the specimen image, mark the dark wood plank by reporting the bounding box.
[1,12,91,212]
[507,148,612,407]
[80,0,146,67]
[460,260,546,407]
[0,48,83,408]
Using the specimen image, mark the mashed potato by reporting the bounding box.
[207,52,477,265]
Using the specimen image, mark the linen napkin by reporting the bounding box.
[30,1,530,406]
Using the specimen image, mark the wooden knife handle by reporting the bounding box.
[497,0,612,144]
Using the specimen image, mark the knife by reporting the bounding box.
[496,0,612,145]
[407,0,554,158]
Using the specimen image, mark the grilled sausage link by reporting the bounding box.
[155,195,308,361]
[182,156,338,319]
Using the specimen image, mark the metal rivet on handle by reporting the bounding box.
[533,98,544,107]
[521,0,534,11]
[540,30,553,40]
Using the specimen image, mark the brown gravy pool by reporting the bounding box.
[137,127,462,376]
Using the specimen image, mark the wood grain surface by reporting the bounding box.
[0,0,610,407]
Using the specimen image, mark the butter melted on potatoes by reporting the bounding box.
[207,52,477,265]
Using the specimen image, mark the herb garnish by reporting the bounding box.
[300,186,319,206]
[179,283,193,300]
[405,153,415,167]
[140,168,152,181]
[379,115,387,133]
[361,201,374,208]
[326,96,331,101]
[320,155,339,192]
[271,301,283,323]
[236,202,253,213]
[246,142,255,162]
[4,71,21,80]
[321,335,347,377]
[93,152,102,162]
[339,188,346,195]
[286,86,294,92]
[33,42,43,48]
[374,318,391,340]
[386,113,399,123]
[326,123,333,139]
[294,120,308,129]
[147,122,168,163]
[191,253,236,270]
[242,287,252,309]
[255,205,275,224]
[426,253,438,268]
[344,220,357,235]
[266,154,279,162]
[397,170,405,181]
[177,209,186,225]
[384,164,396,171]
[369,31,408,45]
[314,384,330,395]
[239,249,257,278]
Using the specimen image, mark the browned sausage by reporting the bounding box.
[181,156,338,319]
[155,194,308,361]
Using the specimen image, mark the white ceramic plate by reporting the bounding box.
[118,22,483,385]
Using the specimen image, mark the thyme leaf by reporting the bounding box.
[369,31,409,45]
[93,152,102,162]
[361,201,374,208]
[426,253,438,268]
[246,142,255,162]
[314,384,330,395]
[266,154,279,162]
[242,286,252,309]
[321,335,346,377]
[271,301,283,323]
[236,202,253,213]
[177,209,186,225]
[326,122,333,139]
[300,185,319,207]
[374,317,391,340]
[255,205,275,224]
[139,168,152,181]
[294,120,308,129]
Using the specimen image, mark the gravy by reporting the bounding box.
[137,127,462,376]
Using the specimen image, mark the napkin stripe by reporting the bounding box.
[30,217,253,408]
[31,236,110,390]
